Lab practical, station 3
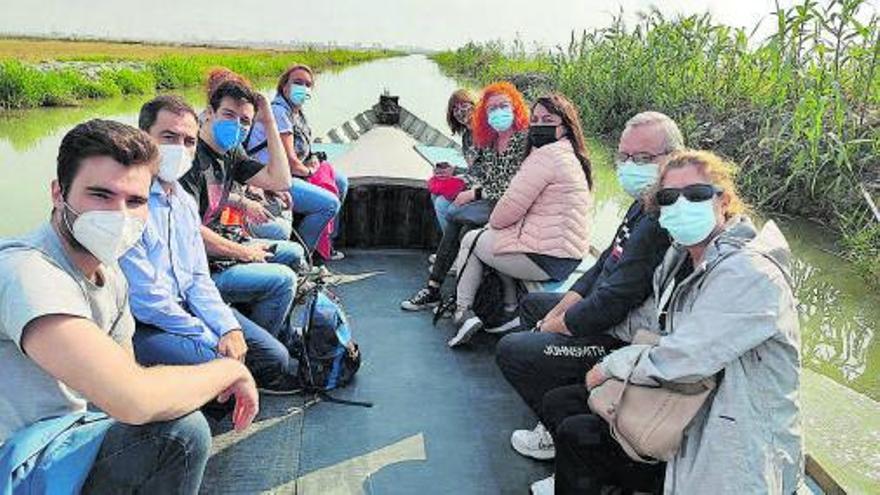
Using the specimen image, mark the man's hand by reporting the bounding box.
[217,371,259,432]
[453,188,477,207]
[267,190,293,209]
[549,291,583,319]
[218,330,248,362]
[242,198,272,224]
[585,365,608,391]
[540,314,572,335]
[254,93,274,126]
[238,243,272,263]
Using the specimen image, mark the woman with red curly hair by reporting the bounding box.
[402,82,531,312]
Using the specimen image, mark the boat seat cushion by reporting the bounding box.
[414,145,468,170]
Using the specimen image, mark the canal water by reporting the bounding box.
[0,54,876,491]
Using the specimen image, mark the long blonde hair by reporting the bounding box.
[652,150,748,219]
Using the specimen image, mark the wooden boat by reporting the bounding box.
[200,95,846,495]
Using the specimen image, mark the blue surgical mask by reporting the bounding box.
[616,161,659,198]
[488,107,514,132]
[289,84,310,106]
[659,196,718,246]
[212,119,246,153]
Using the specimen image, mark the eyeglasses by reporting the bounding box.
[655,184,723,206]
[487,102,512,112]
[615,151,669,165]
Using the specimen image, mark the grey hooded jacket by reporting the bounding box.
[599,217,803,494]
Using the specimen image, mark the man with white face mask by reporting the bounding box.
[0,119,259,494]
[120,96,301,395]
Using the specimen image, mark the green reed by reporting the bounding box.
[432,0,879,286]
[0,47,399,109]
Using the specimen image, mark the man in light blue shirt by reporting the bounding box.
[120,95,300,394]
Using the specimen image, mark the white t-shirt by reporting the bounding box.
[0,222,134,443]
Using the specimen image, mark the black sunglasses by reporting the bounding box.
[656,184,723,206]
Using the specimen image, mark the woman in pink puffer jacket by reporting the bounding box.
[448,94,594,347]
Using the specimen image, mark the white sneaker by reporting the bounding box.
[530,475,554,495]
[427,253,437,264]
[448,316,483,347]
[511,422,556,460]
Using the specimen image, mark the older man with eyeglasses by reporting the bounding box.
[495,112,683,480]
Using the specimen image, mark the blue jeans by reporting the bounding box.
[133,310,298,388]
[249,210,294,241]
[332,171,349,241]
[431,195,462,234]
[211,261,297,337]
[290,178,340,251]
[82,412,211,495]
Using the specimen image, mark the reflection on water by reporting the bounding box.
[0,55,877,403]
[784,221,880,401]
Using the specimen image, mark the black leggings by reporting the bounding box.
[541,384,665,495]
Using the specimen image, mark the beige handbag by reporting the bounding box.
[587,331,716,463]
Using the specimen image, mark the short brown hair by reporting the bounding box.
[446,89,476,135]
[138,95,198,132]
[205,68,257,111]
[276,64,314,97]
[57,119,159,198]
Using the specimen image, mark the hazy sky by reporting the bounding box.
[2,0,875,50]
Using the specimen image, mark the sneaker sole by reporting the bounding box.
[258,387,303,396]
[485,316,521,334]
[511,438,556,460]
[400,301,440,311]
[448,317,483,347]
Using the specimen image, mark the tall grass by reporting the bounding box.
[432,0,879,285]
[0,47,398,109]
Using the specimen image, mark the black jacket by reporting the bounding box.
[563,201,670,336]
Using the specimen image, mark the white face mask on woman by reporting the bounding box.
[157,144,194,182]
[63,203,146,265]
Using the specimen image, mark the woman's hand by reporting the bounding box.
[585,365,608,390]
[453,188,477,207]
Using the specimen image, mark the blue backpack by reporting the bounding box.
[287,284,368,406]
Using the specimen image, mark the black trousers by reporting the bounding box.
[496,293,626,415]
[541,384,665,495]
[429,219,477,285]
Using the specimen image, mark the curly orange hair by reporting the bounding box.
[472,82,530,148]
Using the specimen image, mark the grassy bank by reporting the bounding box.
[0,38,400,109]
[432,0,879,286]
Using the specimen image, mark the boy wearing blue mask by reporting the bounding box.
[180,72,306,335]
[497,112,682,468]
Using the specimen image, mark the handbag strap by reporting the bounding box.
[607,346,659,464]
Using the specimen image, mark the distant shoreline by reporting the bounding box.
[0,33,431,55]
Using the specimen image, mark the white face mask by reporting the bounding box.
[64,204,146,265]
[157,144,193,182]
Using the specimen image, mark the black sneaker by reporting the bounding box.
[400,286,441,311]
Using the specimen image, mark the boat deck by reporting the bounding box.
[200,250,551,494]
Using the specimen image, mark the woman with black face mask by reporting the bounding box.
[447,93,595,347]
